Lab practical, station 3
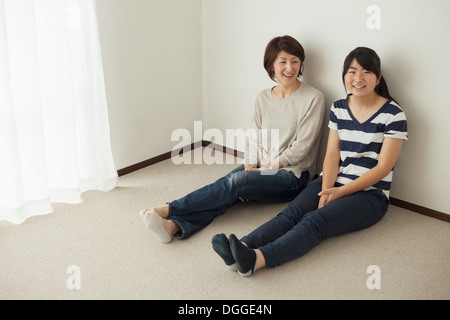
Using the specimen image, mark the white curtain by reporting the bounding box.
[0,0,117,223]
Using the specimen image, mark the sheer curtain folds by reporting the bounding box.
[0,0,117,223]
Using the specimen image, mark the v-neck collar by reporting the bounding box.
[345,96,391,125]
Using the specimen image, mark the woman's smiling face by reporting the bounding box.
[273,51,301,86]
[344,58,380,97]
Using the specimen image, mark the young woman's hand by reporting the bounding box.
[317,187,345,208]
[318,194,329,209]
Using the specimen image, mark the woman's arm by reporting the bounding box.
[318,137,404,206]
[277,94,325,168]
[318,129,341,208]
[244,101,262,169]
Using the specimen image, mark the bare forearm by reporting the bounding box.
[321,154,339,189]
[337,165,390,197]
[320,138,404,204]
[321,130,341,189]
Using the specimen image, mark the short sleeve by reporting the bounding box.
[384,109,408,141]
[328,104,338,131]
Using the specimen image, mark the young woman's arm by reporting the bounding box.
[318,129,341,208]
[318,137,404,206]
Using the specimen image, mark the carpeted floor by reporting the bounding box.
[1,151,449,300]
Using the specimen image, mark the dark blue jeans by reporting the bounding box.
[240,177,389,268]
[168,165,309,239]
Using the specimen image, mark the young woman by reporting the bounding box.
[140,36,325,243]
[212,47,408,275]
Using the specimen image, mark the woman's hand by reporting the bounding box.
[317,187,344,208]
[318,194,329,209]
[244,159,282,172]
[244,165,270,172]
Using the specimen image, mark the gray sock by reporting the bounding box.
[212,234,237,271]
[229,234,257,277]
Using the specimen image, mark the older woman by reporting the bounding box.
[141,35,324,245]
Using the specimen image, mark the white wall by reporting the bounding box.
[96,0,450,214]
[202,0,450,214]
[96,0,202,170]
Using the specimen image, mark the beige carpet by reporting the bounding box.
[1,151,449,300]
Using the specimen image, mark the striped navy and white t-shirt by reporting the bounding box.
[326,97,408,199]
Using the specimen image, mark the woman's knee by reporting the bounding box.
[284,181,321,212]
[229,169,253,187]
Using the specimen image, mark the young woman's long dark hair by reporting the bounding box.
[342,47,398,104]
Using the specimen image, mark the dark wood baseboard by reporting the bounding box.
[117,142,198,177]
[389,197,450,222]
[201,140,245,158]
[117,140,449,223]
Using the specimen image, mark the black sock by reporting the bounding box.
[229,234,257,277]
[212,234,236,270]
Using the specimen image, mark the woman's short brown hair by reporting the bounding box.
[263,35,305,81]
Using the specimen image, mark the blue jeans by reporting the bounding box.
[240,177,389,268]
[168,165,309,239]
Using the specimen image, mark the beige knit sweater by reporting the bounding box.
[244,82,325,179]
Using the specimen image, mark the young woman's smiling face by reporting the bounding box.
[273,51,301,87]
[344,58,380,97]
